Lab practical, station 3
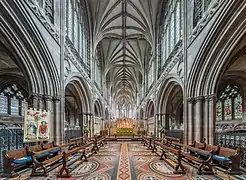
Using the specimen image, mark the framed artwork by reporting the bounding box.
[24,108,50,142]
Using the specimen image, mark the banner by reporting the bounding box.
[24,108,50,142]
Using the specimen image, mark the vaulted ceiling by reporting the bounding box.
[87,0,162,107]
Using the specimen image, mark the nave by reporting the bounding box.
[2,138,246,180]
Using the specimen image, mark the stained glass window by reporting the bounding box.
[11,97,19,116]
[234,95,243,120]
[0,93,8,114]
[170,14,175,50]
[224,98,232,120]
[175,1,180,43]
[216,84,243,121]
[68,0,73,40]
[161,0,183,65]
[216,101,222,121]
[22,101,27,116]
[0,84,26,116]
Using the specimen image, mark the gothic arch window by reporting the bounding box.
[65,0,89,73]
[193,0,212,27]
[162,0,183,65]
[0,84,27,116]
[216,85,243,121]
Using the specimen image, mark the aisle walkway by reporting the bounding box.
[5,141,246,180]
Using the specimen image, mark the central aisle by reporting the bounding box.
[10,141,246,179]
[70,141,188,180]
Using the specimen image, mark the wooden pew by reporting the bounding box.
[152,136,180,152]
[142,136,154,149]
[58,145,89,177]
[2,142,59,178]
[30,142,75,176]
[172,141,213,174]
[96,136,106,147]
[153,141,185,174]
[69,136,86,147]
[41,141,61,157]
[2,147,30,178]
[212,147,241,174]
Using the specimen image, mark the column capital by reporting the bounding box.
[30,93,38,99]
[43,95,53,101]
[53,96,61,102]
[187,97,195,103]
[205,94,216,101]
[194,96,204,102]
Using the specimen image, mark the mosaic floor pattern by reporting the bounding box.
[2,141,246,180]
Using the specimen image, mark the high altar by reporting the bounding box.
[115,118,134,135]
[116,118,133,128]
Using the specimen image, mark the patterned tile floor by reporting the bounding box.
[1,141,246,180]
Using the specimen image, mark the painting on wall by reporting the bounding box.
[24,108,50,142]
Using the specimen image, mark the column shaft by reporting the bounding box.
[187,98,194,144]
[203,97,209,143]
[208,95,216,144]
[195,97,203,142]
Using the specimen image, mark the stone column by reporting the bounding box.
[30,93,39,109]
[91,114,94,137]
[208,95,216,145]
[194,96,204,142]
[187,98,195,144]
[38,94,44,110]
[44,95,54,142]
[53,96,62,144]
[203,96,209,143]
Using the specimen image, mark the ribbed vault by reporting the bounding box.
[87,0,161,108]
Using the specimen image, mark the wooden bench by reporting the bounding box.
[96,136,106,147]
[2,147,31,178]
[30,142,75,176]
[172,141,213,174]
[58,145,88,177]
[142,136,154,149]
[212,147,241,174]
[153,141,185,174]
[164,136,181,149]
[69,136,86,147]
[152,136,180,152]
[2,142,60,178]
[41,141,61,156]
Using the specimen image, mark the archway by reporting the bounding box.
[146,100,155,135]
[93,99,103,136]
[64,75,92,139]
[187,2,246,144]
[157,77,183,139]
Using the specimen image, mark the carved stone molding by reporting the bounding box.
[25,0,59,43]
[194,96,204,102]
[187,97,195,103]
[188,0,222,46]
[53,96,60,102]
[64,42,108,108]
[43,95,53,101]
[205,94,216,101]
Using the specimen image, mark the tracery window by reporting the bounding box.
[65,0,89,73]
[162,0,183,64]
[216,85,243,121]
[0,84,27,116]
[193,0,212,27]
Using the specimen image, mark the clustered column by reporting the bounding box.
[186,95,216,145]
[28,94,64,144]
